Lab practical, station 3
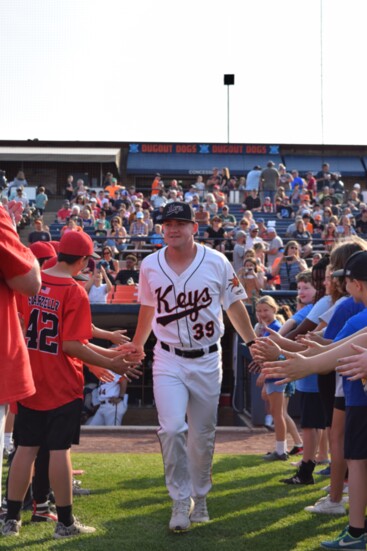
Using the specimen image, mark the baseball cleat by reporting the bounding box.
[190,496,209,523]
[169,497,194,532]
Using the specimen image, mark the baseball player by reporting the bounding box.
[131,201,256,532]
[87,372,128,426]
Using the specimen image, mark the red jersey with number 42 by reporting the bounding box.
[18,273,92,411]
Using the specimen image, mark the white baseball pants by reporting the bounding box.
[153,345,222,501]
[86,395,128,426]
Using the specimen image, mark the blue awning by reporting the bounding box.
[283,155,365,176]
[127,153,282,176]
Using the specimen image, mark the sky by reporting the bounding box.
[1,0,366,146]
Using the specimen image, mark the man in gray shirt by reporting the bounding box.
[259,161,279,203]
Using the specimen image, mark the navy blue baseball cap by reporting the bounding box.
[161,201,195,223]
[332,250,367,280]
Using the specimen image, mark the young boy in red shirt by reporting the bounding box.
[3,231,141,539]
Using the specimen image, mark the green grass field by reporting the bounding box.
[0,454,346,550]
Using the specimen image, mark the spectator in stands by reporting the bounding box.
[105,179,123,200]
[243,189,261,212]
[96,208,111,229]
[305,171,317,199]
[259,161,279,203]
[261,196,274,213]
[322,221,338,251]
[285,215,302,237]
[60,217,83,236]
[72,178,88,201]
[253,241,268,270]
[278,164,292,194]
[271,241,308,290]
[14,186,29,210]
[69,205,83,226]
[85,265,112,304]
[323,195,341,217]
[290,183,301,209]
[103,171,114,188]
[194,175,205,198]
[151,173,164,196]
[246,165,262,192]
[204,215,227,252]
[81,206,95,227]
[206,167,221,192]
[57,199,72,223]
[337,215,356,237]
[168,179,183,195]
[194,203,209,227]
[115,254,139,285]
[219,167,230,192]
[266,225,283,268]
[150,188,167,209]
[106,216,128,254]
[276,195,293,219]
[190,194,201,210]
[129,211,148,237]
[204,192,218,218]
[232,231,247,273]
[219,205,237,230]
[35,186,48,216]
[246,224,264,251]
[7,170,28,198]
[100,246,119,283]
[184,184,198,203]
[212,185,226,208]
[290,169,304,191]
[237,258,265,302]
[292,219,313,258]
[346,188,362,211]
[143,209,153,233]
[256,218,268,239]
[65,175,74,201]
[352,182,363,201]
[355,207,367,236]
[311,213,325,240]
[166,188,179,204]
[315,162,331,192]
[330,172,345,203]
[149,224,165,247]
[28,218,51,244]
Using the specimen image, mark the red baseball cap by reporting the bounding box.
[59,232,99,258]
[30,241,57,260]
[42,256,57,270]
[49,240,60,253]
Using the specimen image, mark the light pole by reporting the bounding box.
[224,74,235,143]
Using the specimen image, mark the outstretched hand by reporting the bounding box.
[336,344,367,381]
[262,350,307,385]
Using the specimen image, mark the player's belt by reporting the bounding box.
[160,341,218,358]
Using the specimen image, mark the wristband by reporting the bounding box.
[246,340,255,348]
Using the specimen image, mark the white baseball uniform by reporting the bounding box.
[138,243,247,501]
[86,371,128,426]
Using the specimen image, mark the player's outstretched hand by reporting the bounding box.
[251,337,281,362]
[109,329,130,345]
[116,342,145,363]
[336,344,367,381]
[262,351,307,384]
[88,365,115,382]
